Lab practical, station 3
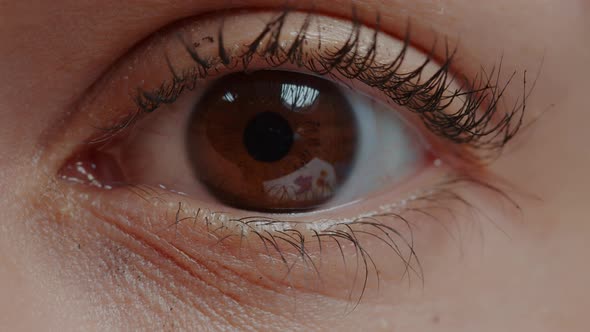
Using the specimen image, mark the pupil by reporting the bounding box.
[243,111,294,162]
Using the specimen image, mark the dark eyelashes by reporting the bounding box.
[118,9,529,155]
[124,172,518,308]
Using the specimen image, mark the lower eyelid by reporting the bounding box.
[38,158,519,312]
[56,178,450,301]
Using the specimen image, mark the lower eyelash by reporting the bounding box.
[114,172,520,307]
[110,9,530,157]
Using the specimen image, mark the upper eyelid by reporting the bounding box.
[30,1,490,161]
[94,10,526,155]
[40,8,528,171]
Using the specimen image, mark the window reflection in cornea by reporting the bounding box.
[50,8,528,305]
[221,91,237,103]
[280,83,320,110]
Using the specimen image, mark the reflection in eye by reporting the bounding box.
[280,82,320,110]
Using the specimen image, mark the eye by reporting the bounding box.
[65,69,427,213]
[52,9,525,303]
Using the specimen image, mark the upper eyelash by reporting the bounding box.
[113,9,529,155]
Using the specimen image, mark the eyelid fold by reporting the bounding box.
[59,10,516,152]
[40,8,529,176]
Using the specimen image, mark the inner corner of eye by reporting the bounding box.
[59,70,433,214]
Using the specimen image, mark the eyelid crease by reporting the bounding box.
[89,9,528,161]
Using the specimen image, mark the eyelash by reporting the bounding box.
[75,9,529,305]
[98,9,527,157]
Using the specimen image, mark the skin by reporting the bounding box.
[0,0,589,331]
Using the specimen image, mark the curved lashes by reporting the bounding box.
[100,9,531,156]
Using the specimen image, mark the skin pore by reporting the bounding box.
[1,0,589,331]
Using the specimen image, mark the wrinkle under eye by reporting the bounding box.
[187,70,359,212]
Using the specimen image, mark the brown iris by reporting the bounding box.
[186,71,359,212]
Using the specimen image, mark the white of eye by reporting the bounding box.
[331,89,424,205]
